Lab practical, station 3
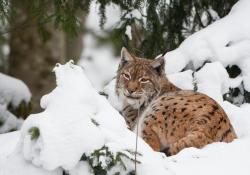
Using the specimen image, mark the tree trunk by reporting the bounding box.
[65,10,87,62]
[65,35,83,61]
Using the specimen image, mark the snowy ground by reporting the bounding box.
[1,0,250,174]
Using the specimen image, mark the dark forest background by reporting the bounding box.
[0,0,238,118]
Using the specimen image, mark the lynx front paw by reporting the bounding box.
[160,146,172,156]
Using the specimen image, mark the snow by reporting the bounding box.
[0,131,20,157]
[194,62,230,103]
[165,138,250,175]
[125,25,132,40]
[0,72,31,107]
[168,70,194,90]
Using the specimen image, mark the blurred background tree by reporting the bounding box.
[0,0,237,116]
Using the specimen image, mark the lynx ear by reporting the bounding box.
[119,47,134,68]
[150,56,165,75]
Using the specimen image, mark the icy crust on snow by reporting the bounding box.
[14,61,170,174]
[164,0,250,91]
[0,72,31,107]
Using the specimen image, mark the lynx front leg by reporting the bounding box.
[121,105,138,130]
[141,125,162,151]
[164,131,213,156]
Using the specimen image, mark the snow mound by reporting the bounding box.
[164,0,250,91]
[0,73,31,108]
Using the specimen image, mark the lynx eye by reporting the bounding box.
[122,73,130,80]
[139,77,149,83]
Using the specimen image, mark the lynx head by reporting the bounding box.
[116,47,166,108]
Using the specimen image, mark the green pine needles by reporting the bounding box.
[81,146,142,175]
[28,126,40,140]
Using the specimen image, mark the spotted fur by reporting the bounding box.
[116,47,237,156]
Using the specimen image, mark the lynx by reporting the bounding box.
[116,47,237,156]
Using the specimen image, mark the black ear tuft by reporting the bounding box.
[150,57,165,75]
[119,57,128,68]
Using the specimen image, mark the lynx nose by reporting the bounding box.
[127,89,136,94]
[127,82,138,94]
